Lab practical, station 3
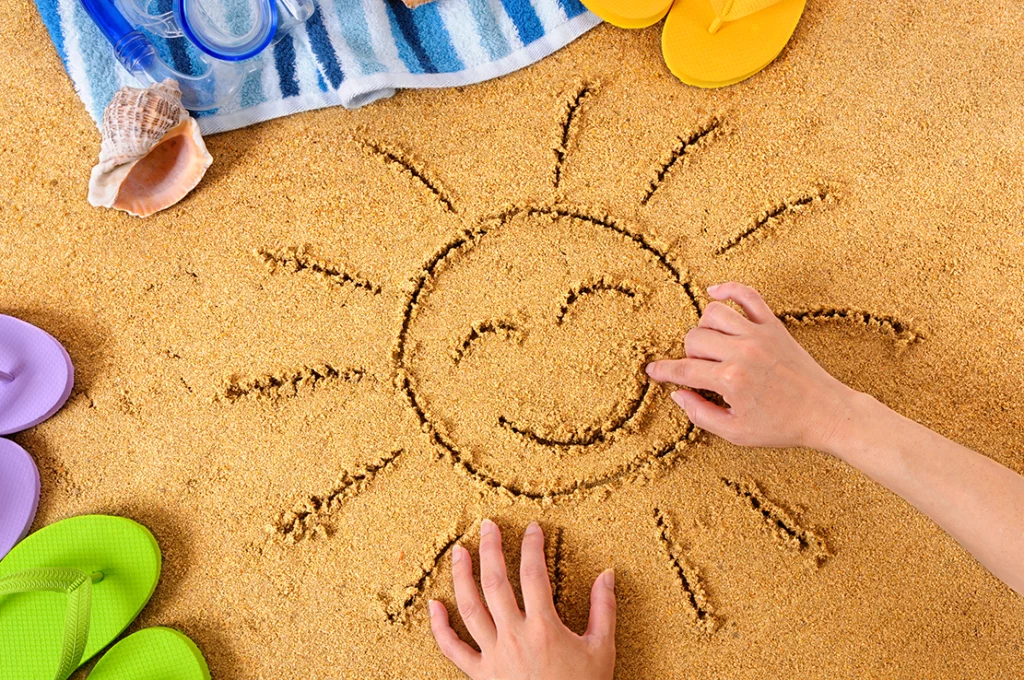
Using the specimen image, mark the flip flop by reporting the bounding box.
[88,628,210,680]
[662,0,807,88]
[0,314,75,435]
[581,0,672,28]
[0,439,40,560]
[0,515,161,680]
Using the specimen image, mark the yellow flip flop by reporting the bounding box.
[581,0,673,29]
[662,0,807,87]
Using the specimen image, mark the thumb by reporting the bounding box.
[671,389,733,438]
[585,569,617,646]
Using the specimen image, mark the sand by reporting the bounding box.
[3,0,1024,677]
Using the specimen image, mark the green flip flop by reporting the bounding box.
[0,515,161,680]
[88,628,210,680]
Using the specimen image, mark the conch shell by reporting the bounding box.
[88,79,212,218]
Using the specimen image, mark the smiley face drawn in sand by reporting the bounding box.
[397,205,700,498]
[233,82,926,631]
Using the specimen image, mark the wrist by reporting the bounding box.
[803,383,880,457]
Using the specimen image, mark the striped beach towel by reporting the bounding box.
[34,0,601,134]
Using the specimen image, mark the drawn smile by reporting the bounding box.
[497,374,651,447]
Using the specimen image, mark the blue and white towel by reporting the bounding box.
[34,0,601,134]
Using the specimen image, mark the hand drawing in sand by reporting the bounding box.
[227,81,924,630]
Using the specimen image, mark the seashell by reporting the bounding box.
[88,79,212,218]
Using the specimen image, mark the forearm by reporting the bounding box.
[822,391,1024,596]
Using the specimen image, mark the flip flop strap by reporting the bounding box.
[0,567,95,680]
[708,0,781,32]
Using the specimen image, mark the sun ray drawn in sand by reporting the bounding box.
[229,80,925,631]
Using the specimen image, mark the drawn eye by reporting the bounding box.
[556,278,642,324]
[451,319,523,364]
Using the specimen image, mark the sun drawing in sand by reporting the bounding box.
[232,81,924,633]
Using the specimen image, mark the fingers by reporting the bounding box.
[451,544,497,650]
[645,358,724,393]
[429,600,482,677]
[670,389,734,437]
[707,282,775,325]
[684,327,736,361]
[519,522,557,619]
[478,519,522,628]
[698,301,753,335]
[585,569,617,647]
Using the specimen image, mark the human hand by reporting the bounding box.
[645,282,856,451]
[429,520,616,680]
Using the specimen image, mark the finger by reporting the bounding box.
[645,358,726,393]
[478,519,522,628]
[684,327,737,361]
[451,544,497,650]
[519,522,557,619]
[707,282,775,324]
[698,301,753,335]
[671,390,735,437]
[585,570,617,647]
[429,600,483,677]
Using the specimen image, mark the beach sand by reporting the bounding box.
[3,0,1024,677]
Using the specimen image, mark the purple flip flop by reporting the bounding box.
[0,314,75,435]
[0,438,41,559]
